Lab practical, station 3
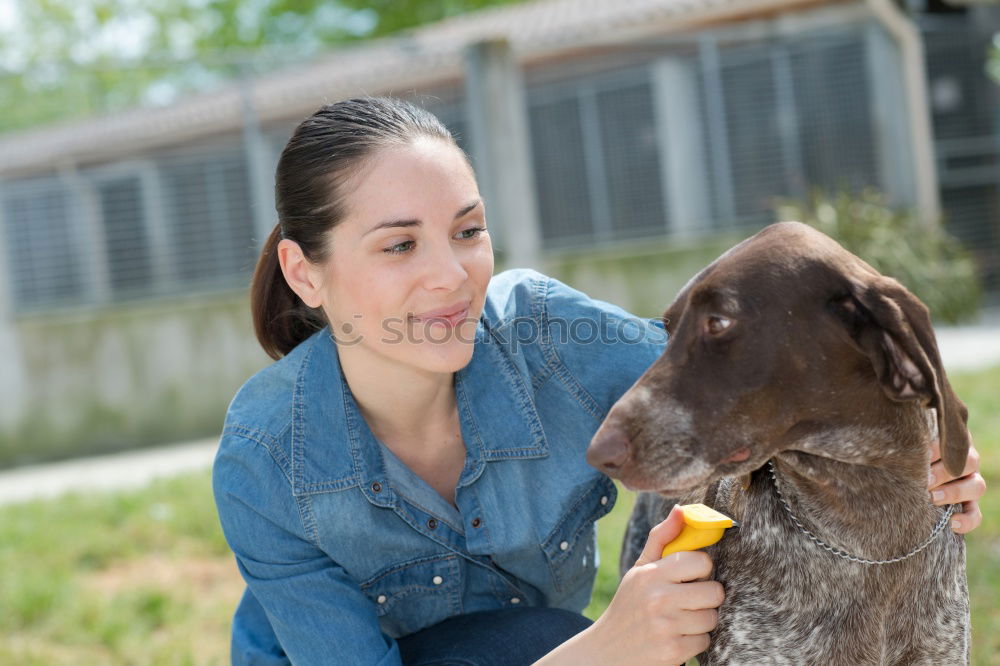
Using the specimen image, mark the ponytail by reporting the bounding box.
[250,224,327,361]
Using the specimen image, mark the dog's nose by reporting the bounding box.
[587,425,631,476]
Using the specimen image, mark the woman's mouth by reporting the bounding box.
[411,302,471,328]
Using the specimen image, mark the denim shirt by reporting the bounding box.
[212,268,668,665]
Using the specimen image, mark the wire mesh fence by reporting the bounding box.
[2,11,998,315]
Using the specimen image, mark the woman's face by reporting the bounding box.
[315,136,494,374]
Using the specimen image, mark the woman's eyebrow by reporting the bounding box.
[363,199,482,236]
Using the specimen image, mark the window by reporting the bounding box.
[791,36,876,194]
[597,82,666,240]
[159,148,256,288]
[702,30,877,227]
[718,46,787,225]
[528,70,666,247]
[2,180,85,311]
[95,175,154,298]
[530,94,594,245]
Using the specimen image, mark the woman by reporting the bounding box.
[212,96,985,665]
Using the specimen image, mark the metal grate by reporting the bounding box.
[719,45,788,226]
[529,93,594,245]
[159,146,257,288]
[2,139,268,312]
[597,82,667,241]
[528,68,665,248]
[699,28,877,230]
[2,179,85,310]
[4,13,1000,314]
[921,14,1000,293]
[95,175,154,299]
[791,37,877,196]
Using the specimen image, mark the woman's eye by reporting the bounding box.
[456,226,487,240]
[383,228,486,255]
[705,315,733,335]
[383,240,414,255]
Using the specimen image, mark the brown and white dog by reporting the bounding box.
[587,221,970,664]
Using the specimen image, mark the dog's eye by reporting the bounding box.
[705,315,733,335]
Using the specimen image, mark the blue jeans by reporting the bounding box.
[232,589,592,665]
[397,606,593,666]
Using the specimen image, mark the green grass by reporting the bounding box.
[1,365,997,664]
[0,472,240,665]
[950,365,1000,664]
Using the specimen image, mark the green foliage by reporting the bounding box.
[987,42,1000,85]
[0,0,529,135]
[773,187,982,324]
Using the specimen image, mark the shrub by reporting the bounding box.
[773,187,982,324]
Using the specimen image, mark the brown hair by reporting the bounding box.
[250,96,466,360]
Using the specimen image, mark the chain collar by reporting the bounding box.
[767,459,957,565]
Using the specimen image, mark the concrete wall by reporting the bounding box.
[1,291,269,467]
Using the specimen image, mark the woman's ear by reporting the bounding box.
[277,239,326,309]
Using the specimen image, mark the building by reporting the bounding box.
[0,0,997,465]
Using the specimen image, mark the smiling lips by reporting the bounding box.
[411,301,471,327]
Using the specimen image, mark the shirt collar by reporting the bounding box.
[290,318,548,498]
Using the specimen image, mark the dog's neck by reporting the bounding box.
[759,411,943,561]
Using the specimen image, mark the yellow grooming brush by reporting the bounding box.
[662,503,739,556]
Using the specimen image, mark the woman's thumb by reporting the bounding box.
[633,504,686,567]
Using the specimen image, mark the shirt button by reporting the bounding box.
[559,541,569,551]
[471,517,482,528]
[510,597,521,604]
[377,594,387,604]
[600,495,609,505]
[432,575,443,585]
[427,518,438,530]
[371,481,382,493]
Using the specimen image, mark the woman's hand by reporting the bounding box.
[928,436,986,534]
[536,505,723,665]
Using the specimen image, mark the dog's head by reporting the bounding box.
[586,221,970,495]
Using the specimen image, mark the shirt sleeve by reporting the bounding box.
[540,273,669,417]
[213,432,403,666]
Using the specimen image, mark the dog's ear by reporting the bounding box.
[831,276,970,476]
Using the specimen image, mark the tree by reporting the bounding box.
[0,0,526,135]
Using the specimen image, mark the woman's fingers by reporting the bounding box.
[674,633,711,658]
[674,580,725,610]
[950,501,984,534]
[929,444,981,488]
[634,504,686,567]
[654,551,714,583]
[678,608,719,635]
[924,432,985,535]
[930,471,986,506]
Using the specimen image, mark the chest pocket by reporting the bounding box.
[541,476,617,593]
[359,553,462,639]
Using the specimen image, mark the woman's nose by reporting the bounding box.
[422,241,469,291]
